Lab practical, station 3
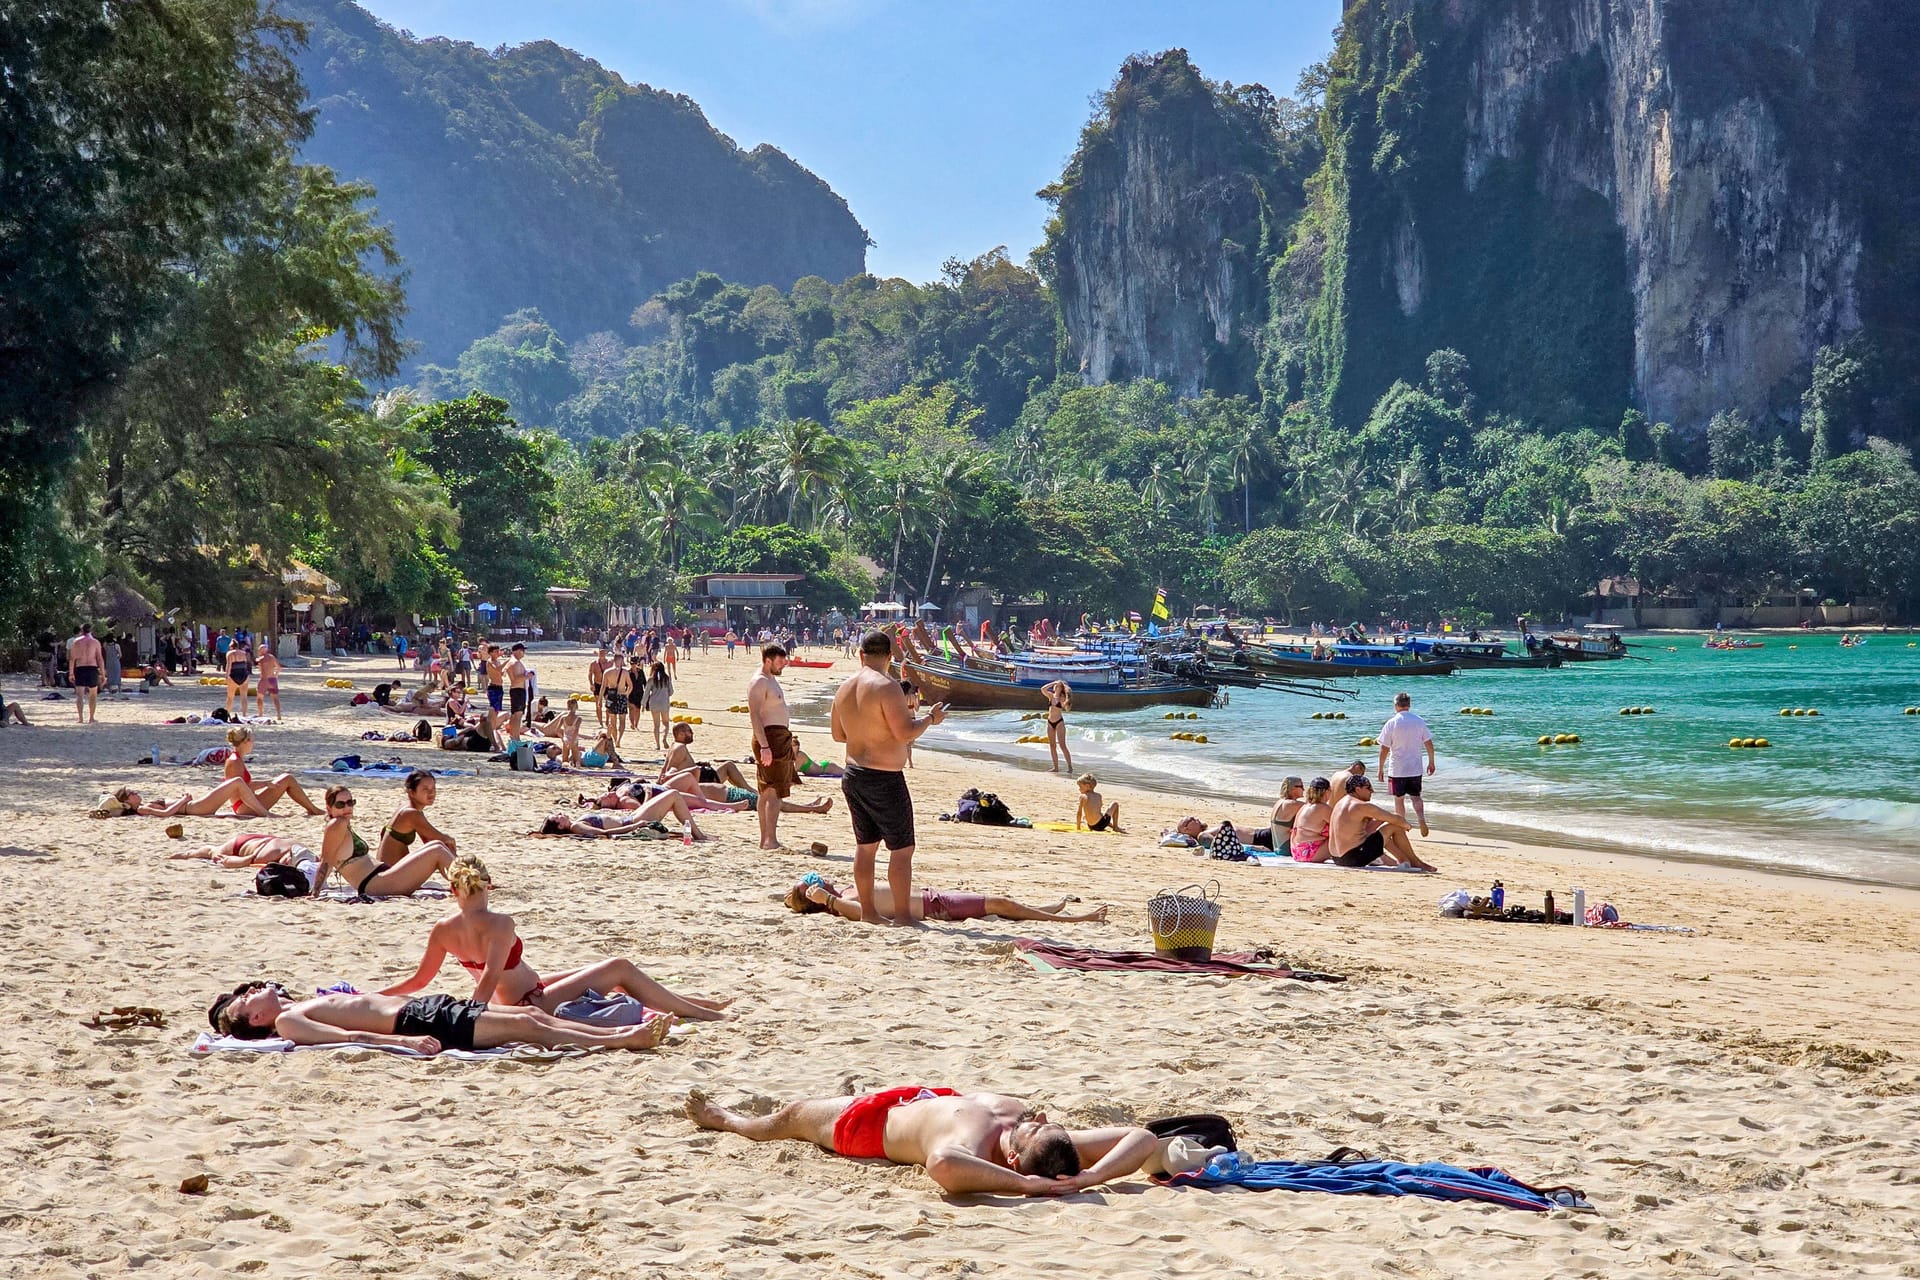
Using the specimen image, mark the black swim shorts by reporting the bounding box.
[1388,775,1423,797]
[393,994,486,1052]
[72,665,99,689]
[509,687,528,715]
[842,764,915,851]
[1335,829,1386,867]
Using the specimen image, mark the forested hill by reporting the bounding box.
[281,0,870,369]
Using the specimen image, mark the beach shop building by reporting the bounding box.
[685,573,804,632]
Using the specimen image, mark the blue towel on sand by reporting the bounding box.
[1163,1152,1587,1212]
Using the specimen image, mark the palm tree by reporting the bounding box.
[706,428,764,528]
[765,418,849,528]
[1182,441,1231,537]
[919,451,990,602]
[1387,460,1428,534]
[1310,457,1373,534]
[640,463,721,571]
[1224,417,1272,532]
[1140,456,1181,525]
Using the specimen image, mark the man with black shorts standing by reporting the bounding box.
[1376,691,1435,837]
[67,623,104,724]
[505,643,531,740]
[831,631,946,925]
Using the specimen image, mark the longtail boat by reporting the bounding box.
[901,653,1217,711]
[1545,624,1630,661]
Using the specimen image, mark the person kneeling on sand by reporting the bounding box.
[786,873,1108,924]
[686,1087,1156,1196]
[1325,776,1435,871]
[379,854,731,1021]
[208,980,674,1054]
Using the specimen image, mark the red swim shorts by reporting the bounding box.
[831,1087,959,1159]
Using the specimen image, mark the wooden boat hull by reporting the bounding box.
[903,657,1214,711]
[1443,651,1563,670]
[1546,645,1627,662]
[1232,649,1458,678]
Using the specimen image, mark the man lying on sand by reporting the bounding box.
[785,873,1108,924]
[209,981,674,1053]
[687,1087,1155,1196]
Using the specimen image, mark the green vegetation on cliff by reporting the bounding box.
[282,0,868,369]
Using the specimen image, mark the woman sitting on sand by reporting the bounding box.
[221,727,325,816]
[379,853,731,1020]
[317,783,455,897]
[1288,777,1334,862]
[170,832,320,890]
[785,873,1109,925]
[377,770,459,865]
[537,790,713,844]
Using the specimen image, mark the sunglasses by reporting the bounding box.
[331,798,356,808]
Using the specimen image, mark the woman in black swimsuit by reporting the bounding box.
[378,770,459,865]
[1040,679,1072,773]
[318,784,453,897]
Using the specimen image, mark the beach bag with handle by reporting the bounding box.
[1148,881,1222,962]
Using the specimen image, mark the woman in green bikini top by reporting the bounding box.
[317,783,453,899]
[378,770,459,865]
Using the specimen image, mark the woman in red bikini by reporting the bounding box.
[378,853,733,1020]
[220,726,324,816]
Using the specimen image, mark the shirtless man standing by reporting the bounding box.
[687,1087,1156,1197]
[209,981,672,1054]
[505,643,531,740]
[66,623,105,724]
[1325,776,1436,871]
[482,643,506,719]
[747,642,797,852]
[588,645,610,726]
[830,630,945,924]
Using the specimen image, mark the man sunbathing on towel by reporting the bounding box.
[209,981,673,1054]
[686,1087,1156,1196]
[785,873,1108,924]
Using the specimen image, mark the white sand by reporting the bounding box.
[2,643,1917,1278]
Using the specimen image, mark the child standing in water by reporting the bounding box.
[1073,773,1122,833]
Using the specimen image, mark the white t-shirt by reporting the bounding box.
[1379,710,1432,779]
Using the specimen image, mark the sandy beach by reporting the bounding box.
[3,642,1917,1278]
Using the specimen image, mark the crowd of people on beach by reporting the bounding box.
[60,621,1463,1198]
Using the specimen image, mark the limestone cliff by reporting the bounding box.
[1304,0,1917,431]
[1039,52,1313,398]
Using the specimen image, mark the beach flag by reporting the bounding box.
[1151,588,1170,621]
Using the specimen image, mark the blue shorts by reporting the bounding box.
[487,686,504,712]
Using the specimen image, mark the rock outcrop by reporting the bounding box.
[1305,0,1913,430]
[1040,51,1310,398]
[282,0,868,369]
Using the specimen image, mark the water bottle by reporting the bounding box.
[1490,881,1505,910]
[1572,888,1587,927]
[150,743,160,765]
[1543,890,1555,924]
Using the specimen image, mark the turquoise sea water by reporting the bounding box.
[920,634,1920,887]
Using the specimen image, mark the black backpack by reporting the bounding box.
[255,863,310,898]
[973,792,1015,826]
[413,718,432,741]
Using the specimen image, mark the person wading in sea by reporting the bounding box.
[830,630,946,925]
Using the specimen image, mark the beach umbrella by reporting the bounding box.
[75,578,159,621]
[476,601,499,617]
[917,601,941,613]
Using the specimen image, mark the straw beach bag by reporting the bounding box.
[1148,882,1223,962]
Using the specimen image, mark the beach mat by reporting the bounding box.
[1030,821,1116,835]
[1248,854,1435,874]
[1013,939,1344,982]
[303,762,478,779]
[191,1024,691,1059]
[238,884,450,903]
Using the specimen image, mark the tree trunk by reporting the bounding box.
[888,511,906,599]
[921,519,946,605]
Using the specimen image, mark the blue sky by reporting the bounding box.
[353,0,1343,283]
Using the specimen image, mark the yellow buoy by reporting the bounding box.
[1194,734,1209,744]
[1779,709,1793,716]
[1537,735,1552,745]
[1311,712,1324,720]
[1729,738,1744,748]
[1334,712,1348,720]
[1788,644,1798,650]
[1754,738,1771,748]
[1807,709,1821,717]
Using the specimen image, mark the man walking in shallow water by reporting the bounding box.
[831,630,946,924]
